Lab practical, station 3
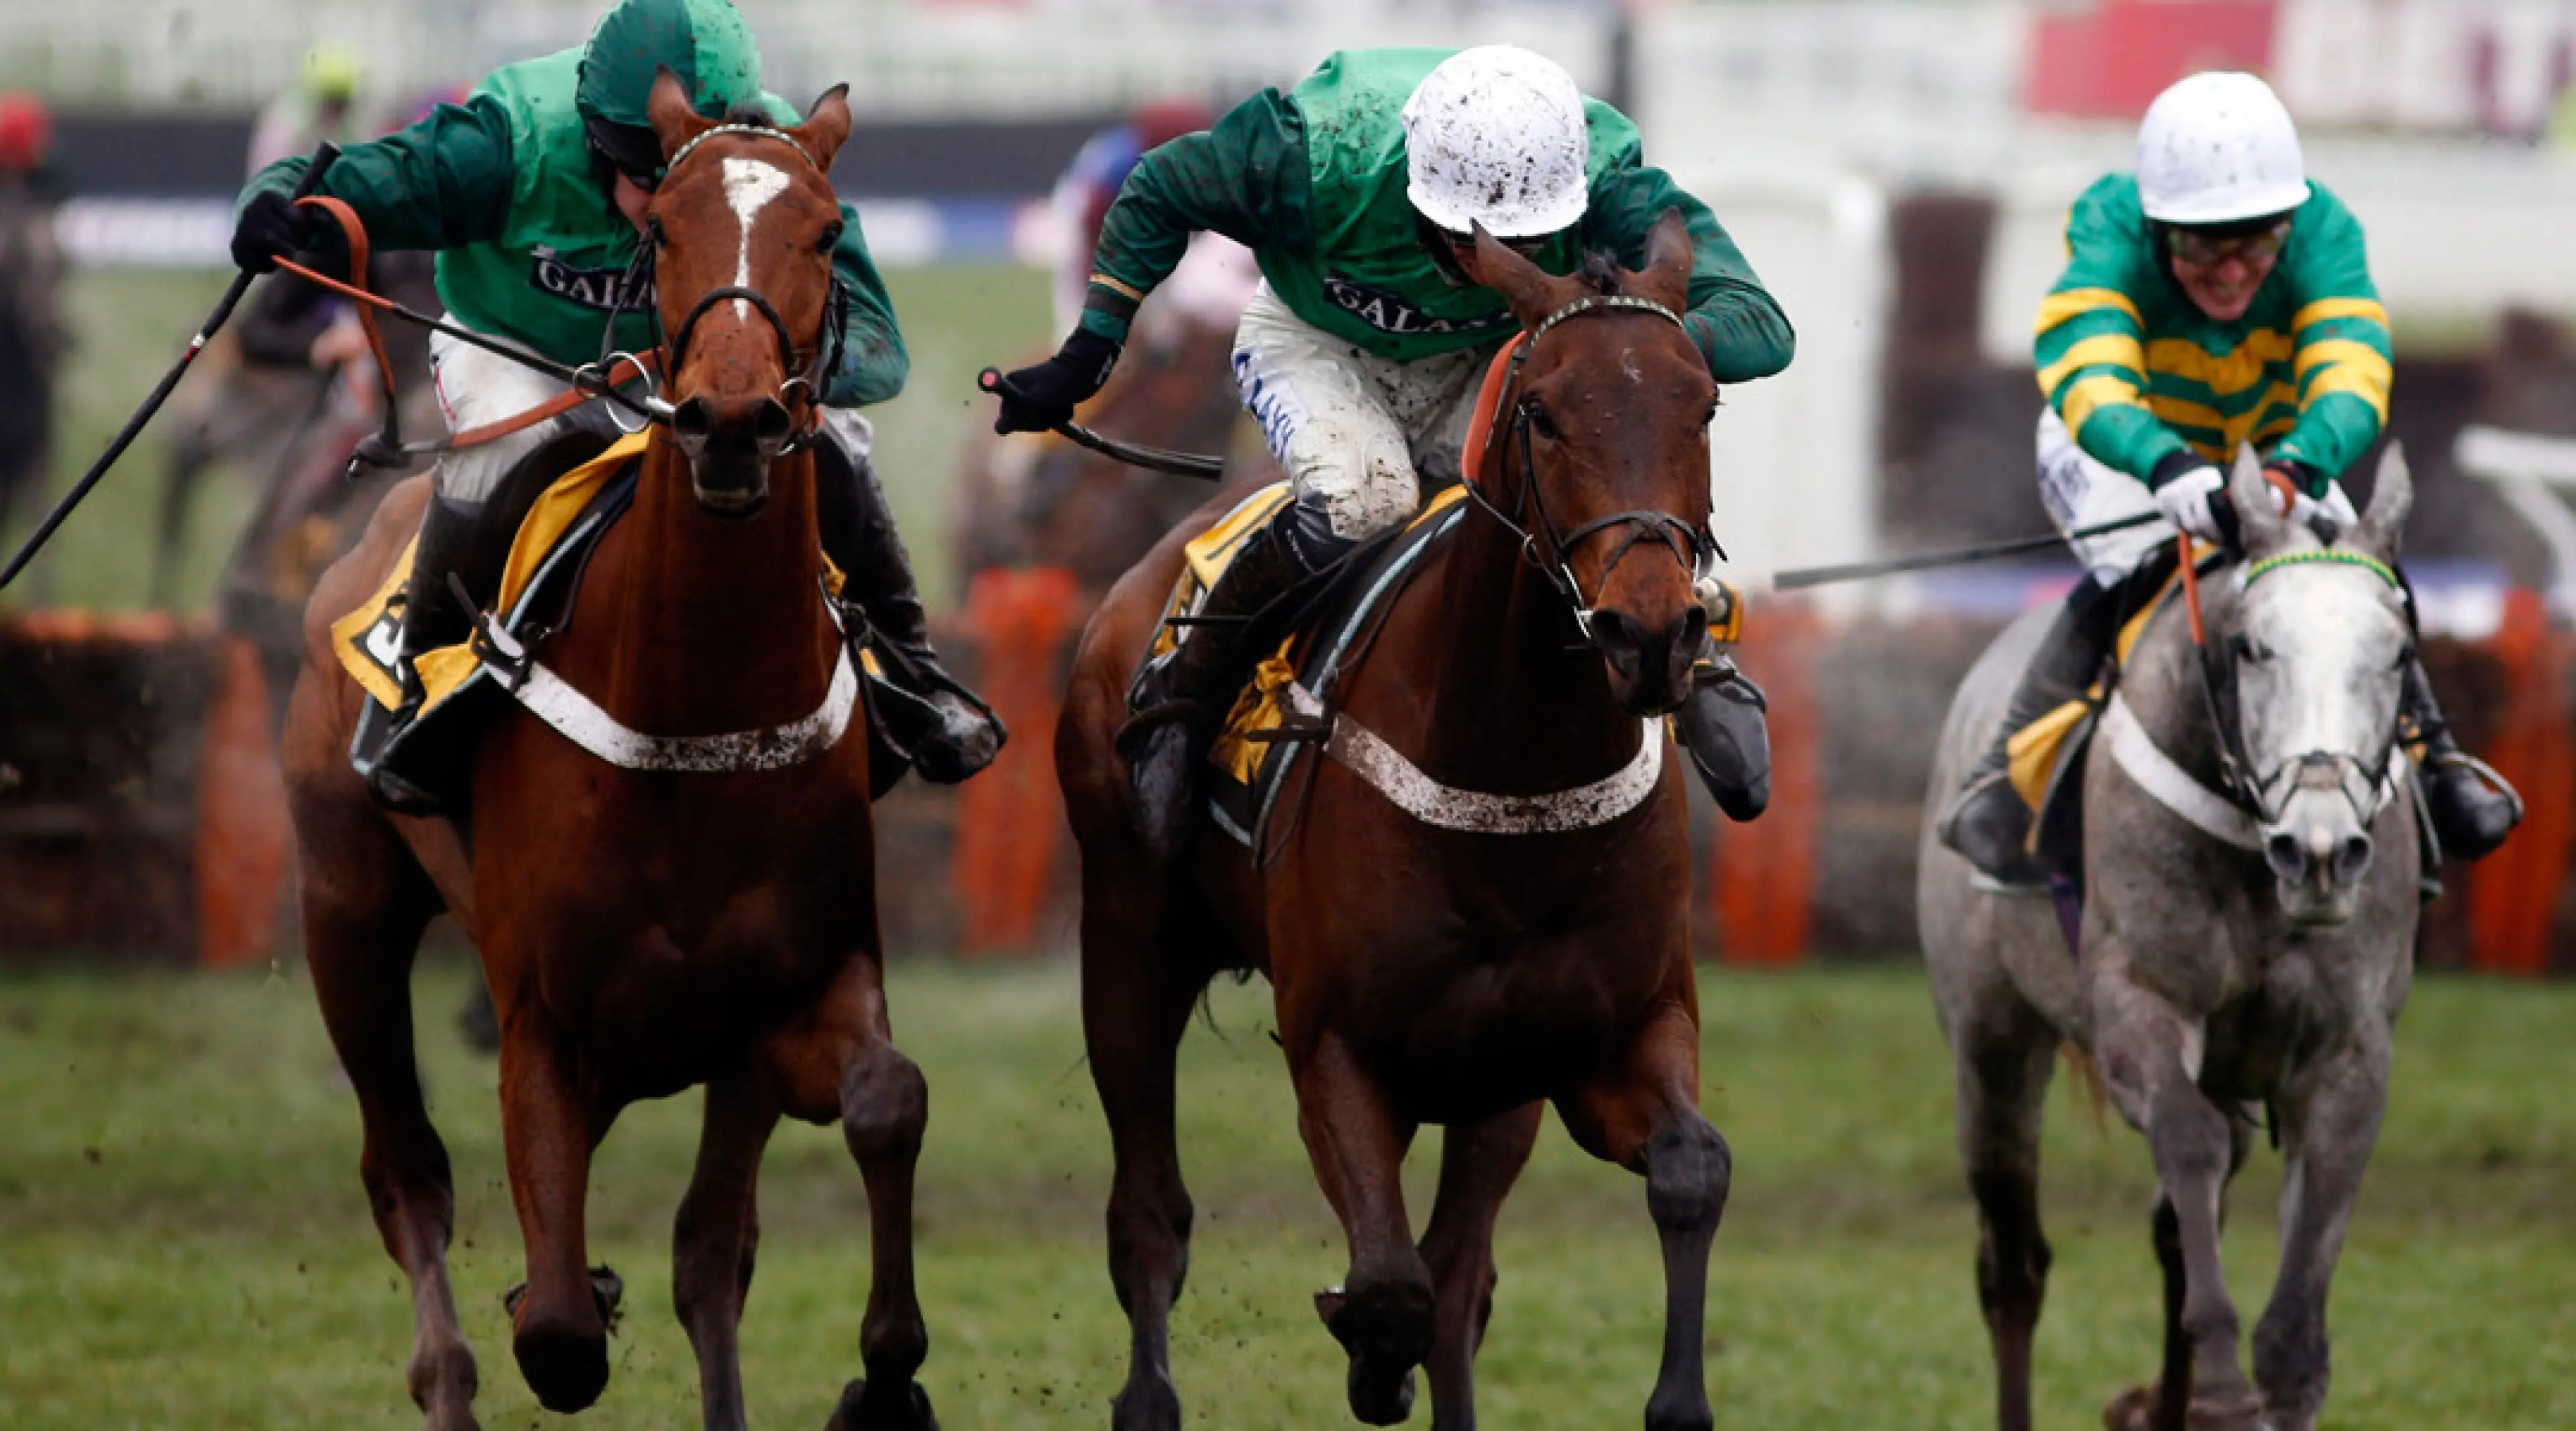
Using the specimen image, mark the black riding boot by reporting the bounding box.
[1119,508,1327,862]
[1674,645,1771,822]
[1935,571,2130,886]
[818,441,1005,784]
[366,494,482,814]
[2401,659,2522,861]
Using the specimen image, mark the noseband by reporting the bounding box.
[632,122,845,452]
[1462,294,1717,639]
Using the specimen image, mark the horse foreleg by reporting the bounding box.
[1415,1102,1543,1431]
[673,1069,781,1431]
[1556,998,1727,1431]
[783,967,937,1431]
[1951,1010,2059,1431]
[495,1019,617,1415]
[299,811,476,1430]
[2251,1039,2390,1431]
[1295,1030,1432,1428]
[1080,885,1213,1431]
[2090,977,2260,1431]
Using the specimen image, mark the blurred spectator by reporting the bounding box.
[1051,98,1258,337]
[248,46,370,178]
[0,91,67,533]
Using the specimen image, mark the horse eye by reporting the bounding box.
[2231,633,2271,664]
[2396,640,2417,670]
[817,221,843,254]
[1523,402,1561,442]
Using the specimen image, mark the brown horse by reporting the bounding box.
[280,76,938,1431]
[1059,214,1732,1431]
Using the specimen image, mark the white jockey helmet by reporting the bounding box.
[2135,72,2311,226]
[1402,46,1591,240]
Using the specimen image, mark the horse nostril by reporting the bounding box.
[752,398,793,449]
[671,397,714,454]
[2265,831,2307,884]
[2334,833,2374,885]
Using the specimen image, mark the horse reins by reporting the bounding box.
[1462,293,1717,640]
[268,118,839,469]
[2175,532,2409,829]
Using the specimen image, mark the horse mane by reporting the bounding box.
[724,102,773,127]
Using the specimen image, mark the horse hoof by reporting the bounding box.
[513,1319,608,1414]
[2103,1383,2266,1431]
[1110,1370,1182,1431]
[1317,1279,1434,1427]
[2104,1385,2156,1431]
[824,1377,939,1431]
[1646,1381,1715,1431]
[1346,1361,1415,1426]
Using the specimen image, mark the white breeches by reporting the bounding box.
[1230,284,1493,541]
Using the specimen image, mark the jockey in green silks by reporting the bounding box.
[990,44,1796,861]
[1936,71,2521,888]
[227,0,1002,814]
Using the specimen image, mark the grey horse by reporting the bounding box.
[1920,445,2423,1431]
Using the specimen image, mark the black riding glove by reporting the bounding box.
[991,329,1122,435]
[229,189,317,274]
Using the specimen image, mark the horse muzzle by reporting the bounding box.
[1589,604,1707,717]
[2261,782,2378,927]
[669,394,796,517]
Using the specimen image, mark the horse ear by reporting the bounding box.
[647,65,716,159]
[793,85,853,174]
[1469,223,1558,327]
[1630,209,1694,309]
[2356,441,2414,558]
[2227,442,2290,552]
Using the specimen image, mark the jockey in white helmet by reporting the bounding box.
[1937,71,2520,887]
[990,45,1796,861]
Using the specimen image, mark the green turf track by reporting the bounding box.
[3,264,1054,614]
[2,958,2569,1428]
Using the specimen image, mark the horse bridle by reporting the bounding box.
[2198,547,2409,830]
[1462,294,1719,640]
[620,121,847,453]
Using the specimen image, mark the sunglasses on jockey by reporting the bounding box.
[2161,213,2294,267]
[585,116,666,193]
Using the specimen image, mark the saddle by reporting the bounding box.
[1134,480,1471,852]
[332,433,919,816]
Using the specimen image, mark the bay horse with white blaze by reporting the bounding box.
[282,76,938,1431]
[1060,215,1732,1431]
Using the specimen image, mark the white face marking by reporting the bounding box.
[720,156,792,319]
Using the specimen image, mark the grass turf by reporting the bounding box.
[1,958,2569,1428]
[3,263,1053,615]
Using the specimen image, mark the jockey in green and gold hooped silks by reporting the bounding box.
[227,0,1002,814]
[1936,70,2520,888]
[990,44,1795,860]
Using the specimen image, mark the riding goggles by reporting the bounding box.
[2163,217,2292,266]
[585,116,666,192]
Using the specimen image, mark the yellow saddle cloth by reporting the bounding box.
[331,432,873,723]
[1145,481,1470,843]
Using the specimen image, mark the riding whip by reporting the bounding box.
[1,145,342,592]
[1739,510,2165,594]
[975,368,1228,480]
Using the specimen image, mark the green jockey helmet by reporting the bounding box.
[575,0,765,180]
